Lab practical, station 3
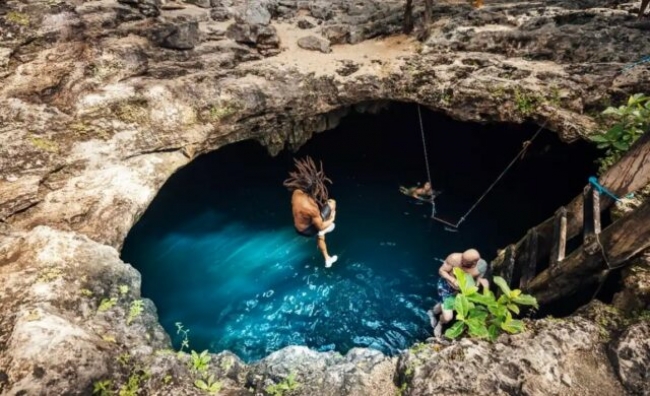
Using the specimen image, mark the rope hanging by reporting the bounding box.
[416,104,547,229]
[417,104,436,218]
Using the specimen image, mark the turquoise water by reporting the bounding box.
[121,103,598,362]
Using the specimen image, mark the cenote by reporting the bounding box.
[121,102,599,363]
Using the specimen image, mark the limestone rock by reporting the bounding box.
[397,314,625,395]
[336,60,360,76]
[183,0,211,8]
[297,17,316,29]
[226,2,280,56]
[153,21,201,50]
[297,35,331,53]
[210,0,235,21]
[247,346,397,396]
[611,321,650,395]
[612,251,650,313]
[1,0,650,395]
[117,0,161,18]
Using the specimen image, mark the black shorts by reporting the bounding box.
[296,202,332,237]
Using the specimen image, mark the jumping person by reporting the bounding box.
[283,156,339,268]
[428,249,489,337]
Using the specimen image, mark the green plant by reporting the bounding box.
[127,300,144,325]
[190,350,211,375]
[514,88,536,116]
[81,288,94,297]
[444,268,538,341]
[589,93,650,174]
[118,353,131,367]
[93,379,113,396]
[119,285,129,295]
[265,372,300,396]
[118,371,147,396]
[98,297,117,313]
[163,374,173,385]
[176,322,190,353]
[194,374,222,394]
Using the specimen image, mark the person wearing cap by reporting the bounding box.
[428,249,490,338]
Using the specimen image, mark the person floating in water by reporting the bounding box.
[283,156,338,268]
[428,249,489,338]
[399,181,438,201]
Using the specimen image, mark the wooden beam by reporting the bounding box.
[520,228,538,291]
[501,131,650,265]
[527,198,650,305]
[549,206,567,267]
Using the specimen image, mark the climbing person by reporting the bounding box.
[428,249,490,338]
[399,181,438,200]
[283,156,339,268]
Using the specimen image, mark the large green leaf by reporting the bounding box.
[501,319,525,334]
[507,303,520,314]
[487,302,507,318]
[445,321,466,339]
[467,292,494,307]
[612,140,630,151]
[512,294,539,308]
[468,307,488,322]
[588,134,609,143]
[493,276,511,296]
[605,124,624,139]
[602,107,622,116]
[488,324,500,341]
[454,294,470,319]
[453,267,476,295]
[466,318,489,339]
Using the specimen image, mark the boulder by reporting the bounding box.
[297,35,331,53]
[610,320,650,395]
[247,346,397,396]
[153,21,201,50]
[336,60,360,76]
[117,0,161,18]
[297,17,316,29]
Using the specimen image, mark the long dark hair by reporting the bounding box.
[283,156,332,207]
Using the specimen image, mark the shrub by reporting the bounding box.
[589,93,650,174]
[444,268,538,341]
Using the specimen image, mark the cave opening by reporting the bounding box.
[121,102,600,362]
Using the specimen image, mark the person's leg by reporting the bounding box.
[317,235,337,267]
[434,307,454,338]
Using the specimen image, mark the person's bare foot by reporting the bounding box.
[325,255,338,268]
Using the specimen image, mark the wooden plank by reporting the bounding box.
[520,228,538,291]
[502,131,650,266]
[549,206,567,267]
[527,198,650,305]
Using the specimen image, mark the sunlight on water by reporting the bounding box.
[135,207,437,362]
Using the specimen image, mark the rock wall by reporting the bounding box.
[1,0,650,394]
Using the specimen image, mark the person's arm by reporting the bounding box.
[310,203,335,231]
[438,260,458,289]
[478,277,489,290]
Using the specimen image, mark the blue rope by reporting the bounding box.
[588,177,621,201]
[621,55,650,72]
